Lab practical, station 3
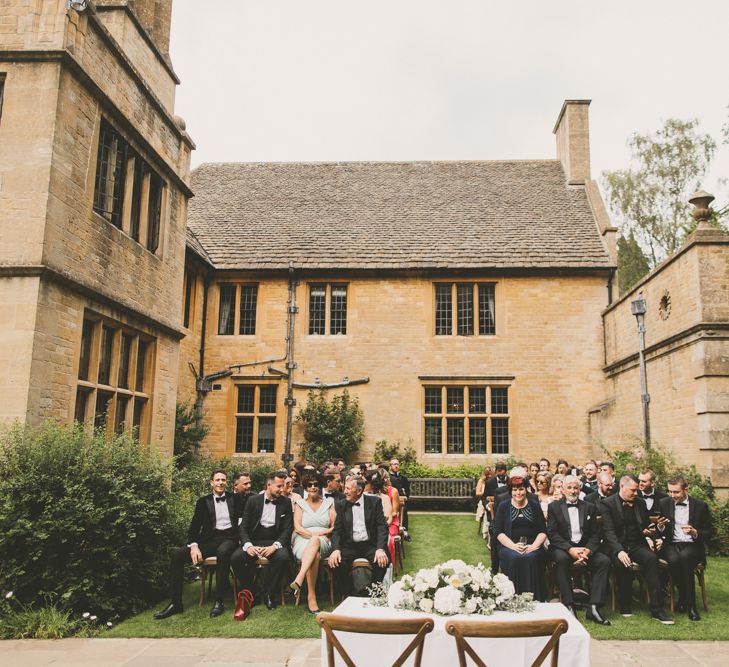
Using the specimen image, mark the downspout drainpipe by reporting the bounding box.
[282,265,298,468]
[194,274,211,419]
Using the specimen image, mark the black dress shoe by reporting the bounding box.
[651,610,675,625]
[209,601,225,618]
[264,594,278,610]
[585,605,611,626]
[153,602,183,620]
[688,606,701,621]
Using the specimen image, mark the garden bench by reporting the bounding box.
[408,477,476,511]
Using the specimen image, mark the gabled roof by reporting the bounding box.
[185,226,213,265]
[187,160,613,271]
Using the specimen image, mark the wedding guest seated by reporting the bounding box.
[547,475,610,625]
[494,475,547,601]
[288,467,304,497]
[584,472,615,516]
[539,458,551,473]
[536,472,554,517]
[581,461,598,495]
[388,458,411,538]
[283,473,303,503]
[484,462,509,496]
[555,459,570,477]
[290,473,336,613]
[638,469,667,511]
[550,474,565,501]
[527,463,540,493]
[658,476,713,621]
[233,471,253,497]
[475,465,494,502]
[154,469,243,620]
[601,475,673,624]
[231,470,293,609]
[328,477,389,596]
[322,472,345,502]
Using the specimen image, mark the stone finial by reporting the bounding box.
[689,190,715,230]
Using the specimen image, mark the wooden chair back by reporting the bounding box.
[398,495,407,526]
[486,496,495,522]
[445,618,569,667]
[317,612,434,667]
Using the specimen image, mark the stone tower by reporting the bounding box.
[0,0,193,454]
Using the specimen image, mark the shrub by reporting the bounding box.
[296,388,364,465]
[173,402,210,468]
[0,422,182,620]
[0,592,103,639]
[373,440,417,467]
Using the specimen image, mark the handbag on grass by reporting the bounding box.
[233,589,254,621]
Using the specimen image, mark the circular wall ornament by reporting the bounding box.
[658,290,671,320]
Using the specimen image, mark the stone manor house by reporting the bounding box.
[2,1,728,490]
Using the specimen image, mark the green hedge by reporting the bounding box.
[0,422,182,621]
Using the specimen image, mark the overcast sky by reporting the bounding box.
[169,0,728,199]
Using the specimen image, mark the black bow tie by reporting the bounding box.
[350,501,360,507]
[215,495,226,503]
[622,501,634,508]
[642,492,654,498]
[566,502,578,506]
[265,498,276,505]
[325,493,335,498]
[676,502,687,507]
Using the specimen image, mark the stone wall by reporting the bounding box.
[190,272,610,466]
[595,229,729,489]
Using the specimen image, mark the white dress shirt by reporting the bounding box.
[260,496,276,528]
[213,493,232,531]
[565,502,582,544]
[351,499,368,542]
[672,500,693,543]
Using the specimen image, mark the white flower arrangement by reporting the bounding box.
[371,561,535,616]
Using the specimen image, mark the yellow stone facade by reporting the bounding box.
[0,0,192,453]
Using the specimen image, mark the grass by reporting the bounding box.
[108,513,729,639]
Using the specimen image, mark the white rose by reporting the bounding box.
[419,597,434,613]
[464,597,478,614]
[433,585,463,615]
[387,581,407,608]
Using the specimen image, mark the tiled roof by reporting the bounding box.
[185,227,213,265]
[187,161,613,271]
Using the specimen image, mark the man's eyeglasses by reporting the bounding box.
[306,483,320,489]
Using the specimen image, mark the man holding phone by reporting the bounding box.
[658,476,713,621]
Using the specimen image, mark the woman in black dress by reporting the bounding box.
[494,475,547,600]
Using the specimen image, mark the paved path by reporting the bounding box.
[2,638,729,666]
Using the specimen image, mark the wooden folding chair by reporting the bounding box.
[198,556,237,606]
[317,612,434,667]
[445,618,569,667]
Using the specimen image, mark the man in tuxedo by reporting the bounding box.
[154,469,242,620]
[323,472,344,502]
[601,475,673,624]
[233,471,252,496]
[231,470,293,609]
[658,476,713,621]
[389,458,411,536]
[484,462,509,497]
[581,461,598,495]
[328,477,389,596]
[547,476,610,625]
[584,472,615,516]
[638,469,667,512]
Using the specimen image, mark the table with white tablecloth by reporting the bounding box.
[320,597,590,667]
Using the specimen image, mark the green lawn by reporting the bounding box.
[108,514,729,639]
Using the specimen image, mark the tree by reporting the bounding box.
[617,231,650,295]
[173,402,210,468]
[296,388,364,465]
[603,118,716,268]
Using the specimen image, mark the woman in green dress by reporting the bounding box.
[289,473,336,613]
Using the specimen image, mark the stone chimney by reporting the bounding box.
[553,99,591,185]
[130,0,172,56]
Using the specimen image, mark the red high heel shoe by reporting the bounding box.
[233,589,254,621]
